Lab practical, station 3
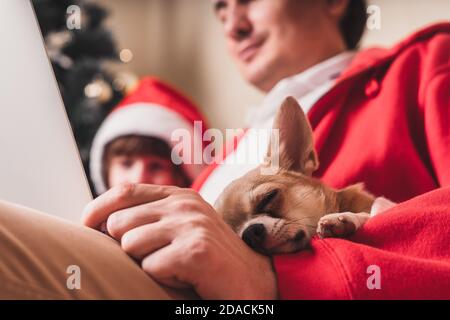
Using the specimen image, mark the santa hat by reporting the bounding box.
[90,76,208,194]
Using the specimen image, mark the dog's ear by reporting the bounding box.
[265,96,319,175]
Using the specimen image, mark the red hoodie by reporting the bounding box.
[276,23,450,300]
[194,23,450,299]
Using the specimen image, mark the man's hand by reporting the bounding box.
[82,183,278,300]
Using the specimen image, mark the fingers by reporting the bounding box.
[141,242,192,289]
[81,183,178,229]
[106,200,165,240]
[121,221,173,260]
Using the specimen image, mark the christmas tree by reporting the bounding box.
[32,0,129,193]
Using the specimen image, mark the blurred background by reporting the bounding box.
[32,0,450,187]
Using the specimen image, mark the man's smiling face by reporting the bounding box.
[211,0,348,92]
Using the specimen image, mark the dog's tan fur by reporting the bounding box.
[214,97,375,255]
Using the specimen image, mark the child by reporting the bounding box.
[90,77,208,195]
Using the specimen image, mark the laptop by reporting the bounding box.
[0,0,93,221]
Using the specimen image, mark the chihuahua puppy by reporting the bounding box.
[214,97,376,255]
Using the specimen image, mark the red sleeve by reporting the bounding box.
[424,67,450,187]
[273,187,450,299]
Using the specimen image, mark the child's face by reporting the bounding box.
[108,154,179,187]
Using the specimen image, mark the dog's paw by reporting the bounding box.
[316,212,360,239]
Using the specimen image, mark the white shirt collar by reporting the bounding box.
[246,51,356,128]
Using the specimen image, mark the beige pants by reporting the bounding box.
[0,200,197,299]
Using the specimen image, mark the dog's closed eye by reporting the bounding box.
[256,189,279,213]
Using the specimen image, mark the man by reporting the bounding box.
[196,0,367,203]
[83,0,450,299]
[1,0,450,299]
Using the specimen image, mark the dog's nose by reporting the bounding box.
[242,223,266,251]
